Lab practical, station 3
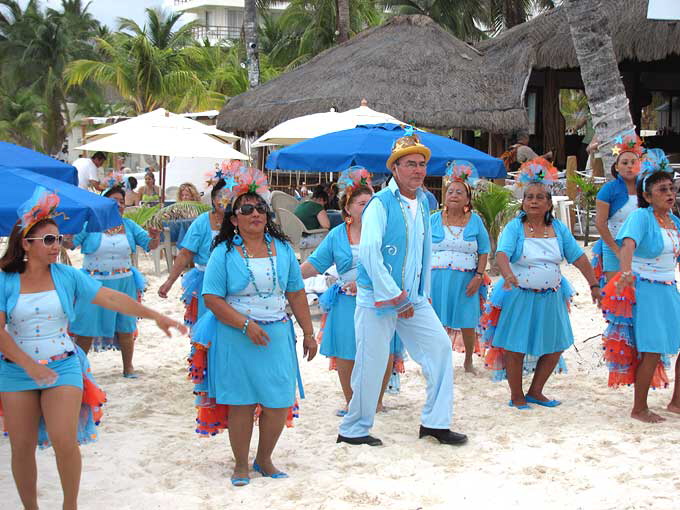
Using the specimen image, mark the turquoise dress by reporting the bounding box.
[69,218,149,350]
[188,238,305,436]
[178,212,218,326]
[0,264,106,448]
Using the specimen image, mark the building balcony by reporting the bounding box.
[174,0,287,12]
[192,24,241,40]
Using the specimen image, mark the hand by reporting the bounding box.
[154,314,187,337]
[502,274,519,290]
[616,272,635,294]
[26,363,58,387]
[465,275,482,297]
[303,333,317,361]
[245,321,270,346]
[397,304,415,319]
[590,286,602,306]
[158,280,172,298]
[341,281,357,296]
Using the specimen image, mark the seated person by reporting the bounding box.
[294,185,330,249]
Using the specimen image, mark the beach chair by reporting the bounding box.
[276,208,328,261]
[271,191,299,224]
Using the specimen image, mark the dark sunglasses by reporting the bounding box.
[25,234,64,246]
[236,204,268,215]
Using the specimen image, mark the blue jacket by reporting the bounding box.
[179,212,214,266]
[430,210,491,254]
[596,177,631,218]
[72,218,151,254]
[497,215,584,264]
[202,238,304,297]
[616,207,680,260]
[0,264,101,323]
[307,223,353,275]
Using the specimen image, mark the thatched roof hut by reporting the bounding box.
[477,0,680,69]
[218,15,529,134]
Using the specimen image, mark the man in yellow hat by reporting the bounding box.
[337,128,467,447]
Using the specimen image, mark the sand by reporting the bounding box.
[1,246,679,509]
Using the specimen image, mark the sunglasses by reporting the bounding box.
[236,204,268,215]
[25,234,64,246]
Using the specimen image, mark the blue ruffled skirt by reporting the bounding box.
[431,268,487,329]
[181,268,206,327]
[70,268,146,351]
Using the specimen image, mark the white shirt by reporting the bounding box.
[608,195,637,238]
[431,225,478,270]
[401,195,419,221]
[633,228,679,282]
[73,158,99,190]
[511,238,562,290]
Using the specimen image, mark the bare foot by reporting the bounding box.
[526,391,549,403]
[463,362,477,375]
[666,403,680,414]
[631,408,666,423]
[376,402,384,413]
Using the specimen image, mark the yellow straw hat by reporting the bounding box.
[386,126,432,170]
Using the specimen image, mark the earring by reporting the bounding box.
[232,226,243,246]
[345,216,353,225]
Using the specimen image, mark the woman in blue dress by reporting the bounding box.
[189,168,317,486]
[300,168,403,415]
[593,134,643,282]
[66,181,160,377]
[430,161,490,373]
[601,149,680,423]
[482,159,601,409]
[158,175,232,327]
[0,188,185,510]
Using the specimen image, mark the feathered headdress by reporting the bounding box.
[517,157,559,188]
[611,133,644,158]
[638,148,672,192]
[338,166,372,199]
[17,187,67,237]
[233,167,270,197]
[444,160,479,188]
[102,171,124,195]
[205,159,244,189]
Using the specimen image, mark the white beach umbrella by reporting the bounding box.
[252,99,403,147]
[85,108,240,144]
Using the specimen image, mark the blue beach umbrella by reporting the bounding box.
[0,167,121,236]
[0,141,78,185]
[266,123,506,179]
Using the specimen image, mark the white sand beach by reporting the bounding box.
[1,246,679,509]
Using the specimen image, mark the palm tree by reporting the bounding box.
[117,7,197,50]
[337,0,350,43]
[244,0,260,87]
[485,0,556,32]
[0,82,46,149]
[564,0,634,172]
[381,0,487,40]
[66,9,217,114]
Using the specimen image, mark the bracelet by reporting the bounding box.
[241,318,250,334]
[303,332,315,339]
[590,284,600,289]
[475,271,484,278]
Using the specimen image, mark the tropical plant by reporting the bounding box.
[381,0,486,40]
[567,173,602,246]
[123,204,161,228]
[117,7,197,50]
[472,181,520,267]
[0,82,46,149]
[145,202,212,230]
[485,0,556,33]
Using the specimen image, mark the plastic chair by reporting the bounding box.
[276,208,328,261]
[271,191,299,218]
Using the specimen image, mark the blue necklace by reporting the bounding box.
[242,239,277,298]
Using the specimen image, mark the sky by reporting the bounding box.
[15,0,194,29]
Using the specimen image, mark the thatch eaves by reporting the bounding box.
[218,15,530,134]
[477,0,680,70]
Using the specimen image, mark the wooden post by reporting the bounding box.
[566,155,577,232]
[591,156,605,177]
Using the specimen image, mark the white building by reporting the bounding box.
[174,0,287,43]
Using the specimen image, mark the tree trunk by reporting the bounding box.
[336,0,350,43]
[564,0,635,174]
[244,0,259,89]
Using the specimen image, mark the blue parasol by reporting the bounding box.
[266,123,506,178]
[0,167,121,236]
[0,141,78,185]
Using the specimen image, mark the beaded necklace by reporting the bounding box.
[444,210,468,239]
[527,222,549,238]
[242,238,277,298]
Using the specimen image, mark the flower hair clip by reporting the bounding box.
[444,160,479,188]
[637,148,672,191]
[233,167,270,198]
[517,157,559,188]
[205,160,244,188]
[338,166,372,199]
[18,186,68,236]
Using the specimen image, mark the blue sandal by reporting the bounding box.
[253,461,288,479]
[230,476,250,487]
[525,396,561,407]
[508,400,532,410]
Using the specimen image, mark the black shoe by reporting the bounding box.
[418,425,468,445]
[336,434,383,446]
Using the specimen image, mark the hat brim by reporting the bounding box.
[386,146,432,171]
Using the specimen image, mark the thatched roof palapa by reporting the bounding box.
[477,0,680,69]
[219,15,530,134]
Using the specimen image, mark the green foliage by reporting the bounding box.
[123,204,161,228]
[145,201,212,230]
[472,181,520,256]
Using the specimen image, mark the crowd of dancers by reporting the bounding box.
[1,130,679,507]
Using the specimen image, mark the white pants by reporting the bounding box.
[339,300,454,438]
